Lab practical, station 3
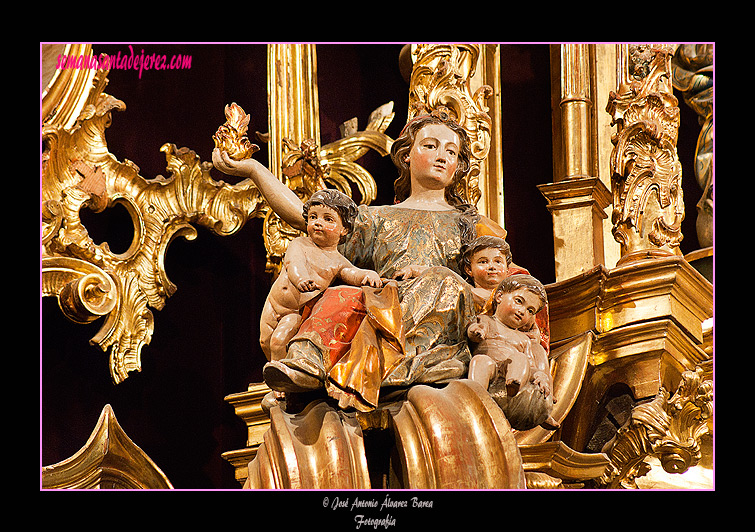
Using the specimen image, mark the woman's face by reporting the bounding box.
[406,123,460,192]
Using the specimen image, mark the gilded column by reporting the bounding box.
[606,44,684,263]
[555,46,714,485]
[262,44,322,274]
[267,44,320,180]
[539,44,612,282]
[560,43,595,180]
[476,44,504,226]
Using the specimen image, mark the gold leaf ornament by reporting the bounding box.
[213,102,260,161]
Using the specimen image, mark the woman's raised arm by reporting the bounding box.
[212,148,307,232]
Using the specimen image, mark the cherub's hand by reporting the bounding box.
[467,317,487,343]
[361,271,383,288]
[297,279,320,292]
[532,371,552,398]
[523,325,541,342]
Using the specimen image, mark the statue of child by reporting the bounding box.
[467,274,559,431]
[260,189,383,363]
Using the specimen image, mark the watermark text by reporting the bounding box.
[55,45,192,79]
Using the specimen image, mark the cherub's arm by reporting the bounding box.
[528,340,554,398]
[339,265,383,288]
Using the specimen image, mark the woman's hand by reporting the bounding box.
[212,148,256,178]
[392,264,428,281]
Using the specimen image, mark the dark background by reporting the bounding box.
[41,43,705,489]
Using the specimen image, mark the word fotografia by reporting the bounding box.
[354,514,397,530]
[54,45,192,79]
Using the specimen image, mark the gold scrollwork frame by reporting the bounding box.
[42,44,269,383]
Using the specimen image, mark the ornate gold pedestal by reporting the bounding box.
[550,255,712,488]
[553,255,712,450]
[221,383,273,486]
[230,380,608,490]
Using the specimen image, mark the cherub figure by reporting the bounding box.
[461,235,550,355]
[259,188,383,363]
[467,274,559,431]
[460,235,513,309]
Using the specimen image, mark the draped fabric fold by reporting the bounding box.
[274,206,501,411]
[326,282,405,411]
[284,266,476,411]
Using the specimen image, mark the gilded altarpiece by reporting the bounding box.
[41,43,713,490]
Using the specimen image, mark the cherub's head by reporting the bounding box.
[460,236,512,290]
[489,274,547,330]
[302,189,358,245]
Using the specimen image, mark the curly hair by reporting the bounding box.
[459,235,513,280]
[302,188,358,235]
[389,112,479,247]
[489,274,547,314]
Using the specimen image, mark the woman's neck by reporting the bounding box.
[395,190,453,211]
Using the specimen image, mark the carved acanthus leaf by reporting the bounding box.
[596,366,713,488]
[607,44,684,258]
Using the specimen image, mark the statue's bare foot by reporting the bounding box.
[264,360,322,393]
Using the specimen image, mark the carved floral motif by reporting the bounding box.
[596,365,713,488]
[607,44,684,260]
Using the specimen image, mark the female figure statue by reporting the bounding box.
[212,109,506,411]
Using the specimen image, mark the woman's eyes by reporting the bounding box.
[420,141,457,156]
